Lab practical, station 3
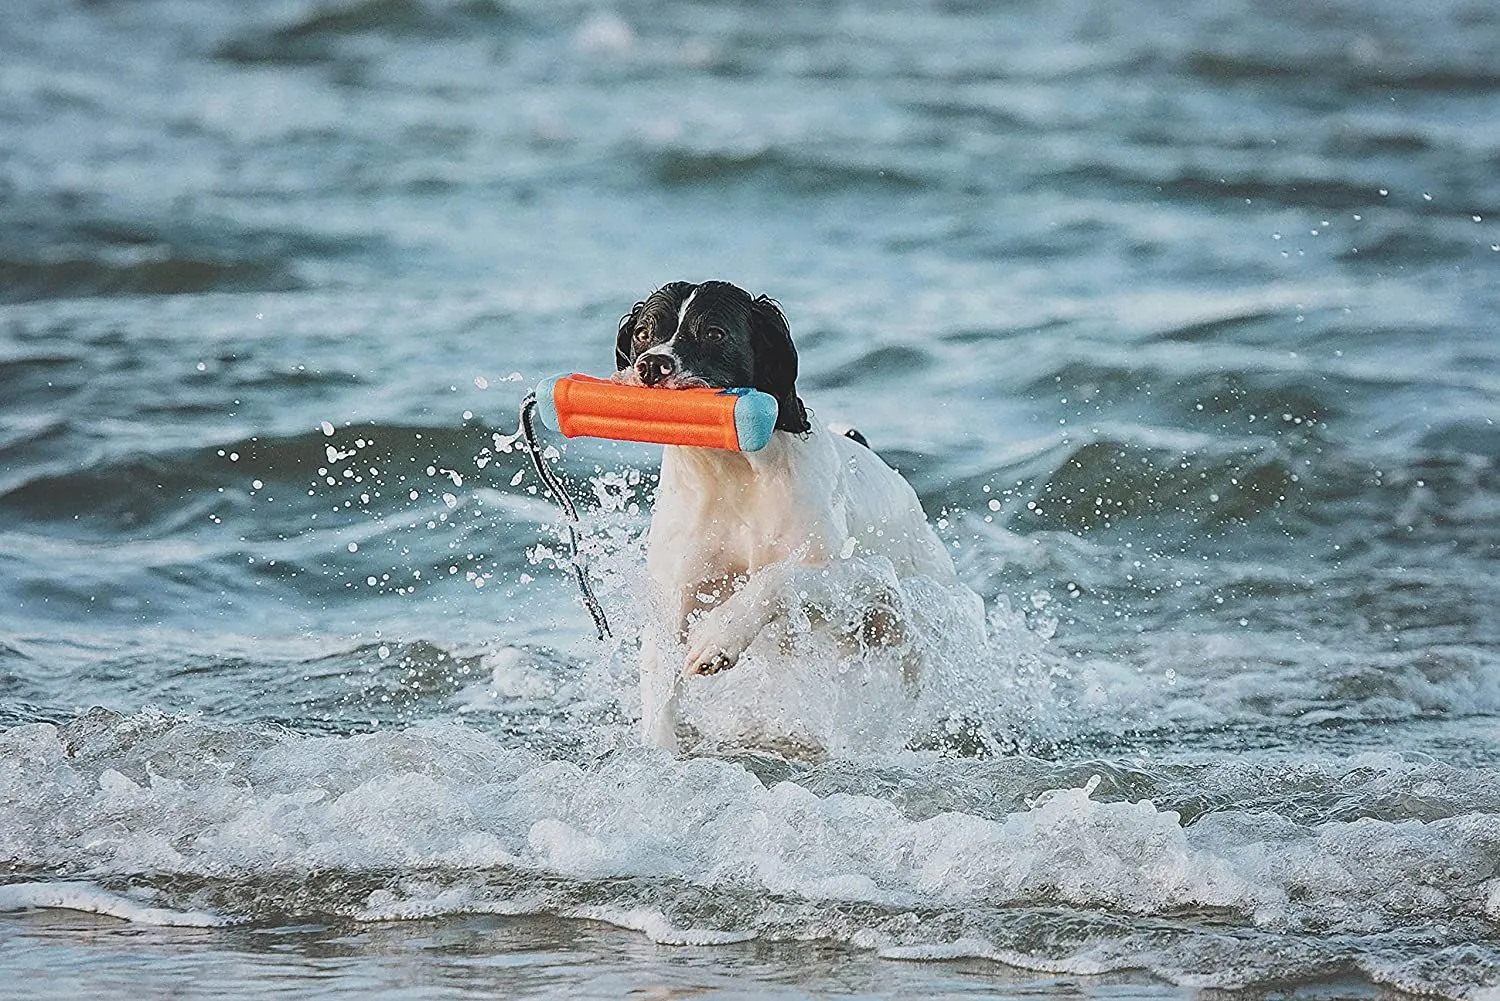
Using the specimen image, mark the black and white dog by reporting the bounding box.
[613,280,982,750]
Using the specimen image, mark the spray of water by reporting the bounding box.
[513,442,1068,761]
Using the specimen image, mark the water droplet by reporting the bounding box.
[347,542,358,552]
[320,421,335,436]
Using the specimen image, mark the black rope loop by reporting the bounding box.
[518,392,612,640]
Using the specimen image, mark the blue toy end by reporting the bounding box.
[732,389,779,452]
[533,374,564,432]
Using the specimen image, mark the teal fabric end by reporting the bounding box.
[534,374,564,432]
[732,389,779,451]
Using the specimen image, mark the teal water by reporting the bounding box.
[2,0,1499,997]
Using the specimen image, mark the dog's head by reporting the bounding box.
[614,280,809,434]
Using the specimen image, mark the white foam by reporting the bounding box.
[571,906,756,946]
[0,718,1474,924]
[1058,629,1500,739]
[3,712,1499,995]
[574,479,1058,758]
[0,881,228,927]
[880,940,1125,977]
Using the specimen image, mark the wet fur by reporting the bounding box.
[614,280,974,750]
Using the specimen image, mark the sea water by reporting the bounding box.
[2,0,1499,997]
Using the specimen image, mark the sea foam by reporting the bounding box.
[1,712,1498,995]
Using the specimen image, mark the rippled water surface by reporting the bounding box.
[3,0,1500,997]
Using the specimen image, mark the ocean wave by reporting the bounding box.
[1056,627,1500,741]
[1,712,1498,996]
[0,638,583,739]
[1046,162,1385,211]
[0,422,532,540]
[0,356,88,409]
[0,419,576,627]
[1185,49,1500,95]
[0,206,374,304]
[925,428,1298,535]
[0,255,303,304]
[1029,355,1345,423]
[0,882,228,927]
[1339,226,1486,264]
[215,0,525,65]
[807,344,932,390]
[0,416,75,496]
[641,146,925,194]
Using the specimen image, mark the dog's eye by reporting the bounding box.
[632,327,652,344]
[703,326,726,342]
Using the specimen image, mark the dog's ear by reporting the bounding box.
[749,295,809,433]
[615,301,645,371]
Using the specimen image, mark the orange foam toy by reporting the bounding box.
[533,373,779,452]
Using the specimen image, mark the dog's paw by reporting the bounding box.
[685,645,737,677]
[683,594,773,677]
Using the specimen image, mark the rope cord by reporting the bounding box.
[519,392,612,640]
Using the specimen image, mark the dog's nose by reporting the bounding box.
[635,353,674,386]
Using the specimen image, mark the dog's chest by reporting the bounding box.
[647,443,818,581]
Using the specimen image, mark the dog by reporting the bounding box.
[613,280,984,750]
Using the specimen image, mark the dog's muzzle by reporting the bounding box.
[635,351,676,387]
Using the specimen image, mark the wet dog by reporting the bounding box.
[613,280,980,750]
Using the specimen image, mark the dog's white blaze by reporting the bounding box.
[674,287,699,332]
[637,286,697,372]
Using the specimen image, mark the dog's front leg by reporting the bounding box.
[638,629,682,750]
[683,561,799,676]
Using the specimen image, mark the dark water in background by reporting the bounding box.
[2,0,1500,997]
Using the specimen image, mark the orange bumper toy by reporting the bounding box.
[533,373,779,452]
